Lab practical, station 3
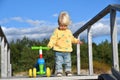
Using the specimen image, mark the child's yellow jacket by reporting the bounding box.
[47,28,79,52]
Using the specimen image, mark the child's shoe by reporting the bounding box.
[65,71,72,76]
[56,72,62,77]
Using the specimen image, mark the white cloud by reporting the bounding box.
[25,19,46,26]
[91,22,110,37]
[2,25,55,42]
[10,17,23,22]
[1,17,120,43]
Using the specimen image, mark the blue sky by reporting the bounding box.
[0,0,120,44]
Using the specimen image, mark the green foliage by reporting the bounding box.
[93,40,112,65]
[9,37,120,74]
[80,41,89,69]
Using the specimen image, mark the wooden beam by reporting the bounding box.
[73,4,120,37]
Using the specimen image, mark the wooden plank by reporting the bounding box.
[0,75,98,80]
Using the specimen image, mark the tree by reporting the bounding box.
[96,40,112,65]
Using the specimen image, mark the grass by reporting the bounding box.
[93,61,111,74]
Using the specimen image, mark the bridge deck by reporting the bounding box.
[0,75,98,80]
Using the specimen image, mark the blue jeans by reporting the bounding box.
[55,51,71,73]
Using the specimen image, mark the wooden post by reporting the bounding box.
[8,49,12,77]
[110,9,119,71]
[1,37,7,77]
[87,26,93,75]
[77,35,80,75]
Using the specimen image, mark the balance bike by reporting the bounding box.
[28,46,51,77]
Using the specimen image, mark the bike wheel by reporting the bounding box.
[46,67,51,77]
[33,68,36,78]
[28,69,32,77]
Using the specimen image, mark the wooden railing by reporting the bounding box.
[74,4,120,79]
[0,26,12,78]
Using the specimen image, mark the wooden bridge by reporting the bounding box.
[0,4,120,80]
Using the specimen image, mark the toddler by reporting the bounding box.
[47,11,82,77]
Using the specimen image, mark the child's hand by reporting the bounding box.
[77,40,83,44]
[47,45,52,50]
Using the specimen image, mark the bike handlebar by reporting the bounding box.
[31,46,50,50]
